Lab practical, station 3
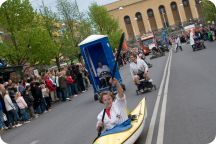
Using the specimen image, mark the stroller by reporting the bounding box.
[136,71,156,95]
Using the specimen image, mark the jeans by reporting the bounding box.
[68,84,78,97]
[67,85,72,97]
[20,109,29,121]
[56,87,62,101]
[40,98,47,112]
[0,110,5,128]
[7,109,17,126]
[27,106,35,118]
[13,103,20,121]
[60,88,67,101]
[44,97,51,109]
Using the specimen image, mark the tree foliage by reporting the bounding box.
[88,3,122,50]
[201,0,216,22]
[0,0,56,66]
[56,0,93,60]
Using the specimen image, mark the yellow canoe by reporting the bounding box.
[93,98,147,144]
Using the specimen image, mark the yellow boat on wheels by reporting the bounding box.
[93,98,147,144]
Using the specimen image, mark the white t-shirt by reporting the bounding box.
[176,37,182,46]
[97,65,110,77]
[190,32,195,46]
[130,58,149,77]
[96,94,128,131]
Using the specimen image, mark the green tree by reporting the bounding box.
[0,0,56,66]
[201,0,216,22]
[39,3,63,70]
[56,0,93,60]
[88,3,122,50]
[0,0,34,65]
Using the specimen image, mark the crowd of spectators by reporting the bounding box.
[0,63,90,131]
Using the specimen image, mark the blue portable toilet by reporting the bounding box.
[78,35,123,100]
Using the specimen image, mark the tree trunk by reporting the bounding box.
[56,57,61,72]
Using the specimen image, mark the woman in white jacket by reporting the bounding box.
[189,30,195,50]
[2,90,21,128]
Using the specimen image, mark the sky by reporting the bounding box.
[30,0,118,12]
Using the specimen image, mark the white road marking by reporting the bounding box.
[145,51,171,144]
[156,50,173,144]
[0,136,8,144]
[29,140,40,144]
[209,136,216,144]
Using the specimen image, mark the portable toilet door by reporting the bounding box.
[79,35,122,95]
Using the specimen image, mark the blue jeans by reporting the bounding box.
[60,88,67,101]
[67,85,72,97]
[13,103,20,121]
[40,98,47,112]
[56,87,62,101]
[0,110,5,128]
[20,109,29,121]
[70,84,78,95]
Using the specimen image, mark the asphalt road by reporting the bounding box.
[1,41,216,144]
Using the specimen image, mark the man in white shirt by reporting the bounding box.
[130,53,149,85]
[96,62,111,88]
[97,62,110,77]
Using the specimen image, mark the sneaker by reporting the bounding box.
[82,90,86,93]
[74,95,78,97]
[66,98,72,101]
[44,111,48,113]
[3,126,8,130]
[15,123,22,127]
[24,120,31,124]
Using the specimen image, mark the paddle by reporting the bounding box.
[92,32,125,143]
[111,32,125,79]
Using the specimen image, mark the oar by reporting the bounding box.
[111,32,125,79]
[92,32,125,143]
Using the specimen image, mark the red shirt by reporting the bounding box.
[105,107,111,119]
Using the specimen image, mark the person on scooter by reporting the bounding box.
[129,53,149,85]
[97,62,111,88]
[138,53,152,68]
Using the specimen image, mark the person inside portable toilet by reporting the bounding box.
[96,62,111,88]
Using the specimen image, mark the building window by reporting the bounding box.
[159,5,166,14]
[124,16,131,24]
[135,12,143,21]
[147,9,154,17]
[171,2,177,10]
[182,0,189,7]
